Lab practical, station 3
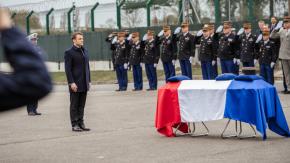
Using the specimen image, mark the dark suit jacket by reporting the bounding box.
[0,27,52,111]
[64,45,91,92]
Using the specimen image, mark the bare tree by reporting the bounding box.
[122,9,143,28]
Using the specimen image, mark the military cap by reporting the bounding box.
[208,23,215,30]
[181,22,189,28]
[147,30,155,36]
[243,22,252,29]
[284,16,290,23]
[163,26,171,32]
[118,32,126,37]
[202,24,210,32]
[27,33,38,41]
[132,32,140,38]
[223,21,232,29]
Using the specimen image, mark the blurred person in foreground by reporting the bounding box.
[0,8,52,111]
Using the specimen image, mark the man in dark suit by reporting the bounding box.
[0,8,52,111]
[64,32,91,132]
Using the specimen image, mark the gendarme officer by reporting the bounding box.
[237,22,257,67]
[173,22,195,79]
[157,26,177,82]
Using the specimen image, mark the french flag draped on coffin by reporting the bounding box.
[155,75,290,140]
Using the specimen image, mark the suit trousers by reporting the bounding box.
[70,92,87,127]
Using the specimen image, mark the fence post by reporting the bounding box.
[26,10,34,35]
[46,8,54,35]
[91,2,99,32]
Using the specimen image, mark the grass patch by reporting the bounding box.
[51,65,203,84]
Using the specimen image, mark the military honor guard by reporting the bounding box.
[217,21,239,75]
[271,16,290,92]
[196,24,218,80]
[173,22,195,79]
[106,32,118,71]
[237,22,257,67]
[142,30,160,91]
[111,32,129,91]
[256,28,278,85]
[128,32,143,91]
[208,22,219,77]
[157,26,177,82]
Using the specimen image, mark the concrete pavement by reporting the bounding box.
[0,81,289,163]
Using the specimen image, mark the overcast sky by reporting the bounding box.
[0,0,115,7]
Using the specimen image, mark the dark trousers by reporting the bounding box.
[221,59,238,75]
[281,60,288,91]
[116,64,128,90]
[70,92,87,127]
[132,64,143,90]
[163,61,176,82]
[212,63,218,78]
[145,63,157,89]
[27,101,38,113]
[179,59,192,79]
[201,61,215,80]
[243,61,254,67]
[260,64,274,85]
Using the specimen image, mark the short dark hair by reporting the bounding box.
[71,32,83,40]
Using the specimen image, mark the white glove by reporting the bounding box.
[112,36,117,44]
[158,30,164,37]
[256,34,262,43]
[196,30,203,37]
[212,60,216,66]
[189,56,193,64]
[233,58,237,64]
[270,62,275,68]
[274,21,283,31]
[236,59,241,65]
[108,33,113,38]
[174,27,181,34]
[127,34,132,41]
[216,25,223,33]
[237,28,244,35]
[143,34,148,41]
[172,60,176,66]
[140,63,144,67]
[124,63,128,69]
[254,59,258,65]
[154,63,157,68]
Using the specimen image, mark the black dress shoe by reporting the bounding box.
[72,126,83,132]
[146,88,153,91]
[34,111,42,115]
[28,112,36,116]
[115,89,121,92]
[79,124,90,131]
[282,90,290,94]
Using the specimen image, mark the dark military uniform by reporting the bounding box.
[157,27,177,81]
[173,23,195,79]
[209,23,219,77]
[142,31,160,90]
[196,26,218,80]
[218,32,239,74]
[237,33,257,67]
[111,33,129,91]
[255,39,278,84]
[128,32,143,90]
[105,32,117,70]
